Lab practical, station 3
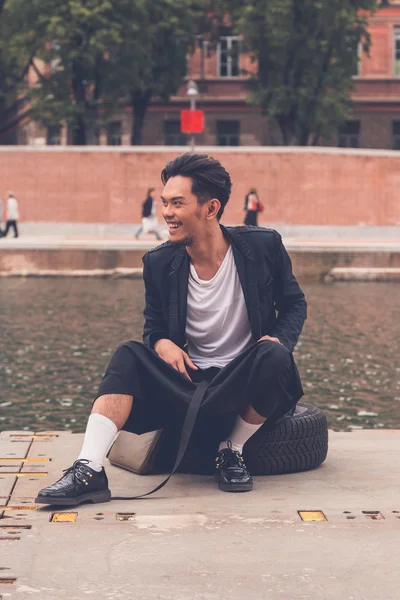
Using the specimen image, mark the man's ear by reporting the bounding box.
[207,199,220,219]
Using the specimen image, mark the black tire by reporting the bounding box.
[176,402,328,476]
[242,402,328,476]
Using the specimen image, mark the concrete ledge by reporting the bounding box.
[2,144,400,157]
[0,267,143,278]
[1,236,400,281]
[9,222,400,240]
[2,247,400,282]
[326,267,400,282]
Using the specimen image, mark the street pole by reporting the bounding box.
[186,80,199,153]
[190,96,196,152]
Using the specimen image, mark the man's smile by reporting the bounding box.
[166,221,182,232]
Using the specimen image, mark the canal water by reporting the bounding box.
[1,279,399,432]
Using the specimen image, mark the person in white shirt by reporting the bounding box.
[0,198,4,233]
[1,192,19,238]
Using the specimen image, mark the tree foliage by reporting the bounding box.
[231,0,380,145]
[0,0,385,145]
[19,0,120,144]
[0,0,36,140]
[103,0,201,145]
[3,0,203,144]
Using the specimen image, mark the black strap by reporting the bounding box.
[111,379,209,500]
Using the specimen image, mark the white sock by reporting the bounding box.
[219,415,264,454]
[77,413,118,472]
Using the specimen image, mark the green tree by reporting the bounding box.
[11,0,205,145]
[232,0,380,145]
[103,0,201,145]
[16,0,119,145]
[0,0,36,142]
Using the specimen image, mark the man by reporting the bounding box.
[0,197,4,236]
[135,187,163,241]
[1,192,19,238]
[36,153,307,506]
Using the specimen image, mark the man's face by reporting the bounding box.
[161,175,209,246]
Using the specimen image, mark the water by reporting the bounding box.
[1,279,399,432]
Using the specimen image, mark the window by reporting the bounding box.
[392,121,400,149]
[164,120,187,146]
[394,28,400,76]
[107,121,122,145]
[338,120,360,148]
[218,36,240,77]
[47,124,61,145]
[217,120,240,146]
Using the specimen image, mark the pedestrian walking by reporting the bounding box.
[1,192,19,238]
[0,198,4,236]
[36,153,306,506]
[244,187,264,226]
[135,188,162,240]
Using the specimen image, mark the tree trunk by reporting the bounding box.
[278,116,297,146]
[71,59,87,145]
[71,115,86,145]
[299,127,311,146]
[131,90,152,145]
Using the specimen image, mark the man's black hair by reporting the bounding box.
[161,153,232,220]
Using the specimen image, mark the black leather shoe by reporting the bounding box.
[215,442,253,492]
[35,459,111,506]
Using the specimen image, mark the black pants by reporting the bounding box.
[97,340,303,441]
[1,220,18,238]
[244,211,258,226]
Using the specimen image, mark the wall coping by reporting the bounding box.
[1,145,400,158]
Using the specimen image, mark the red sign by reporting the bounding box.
[180,110,204,134]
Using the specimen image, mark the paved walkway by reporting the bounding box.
[1,428,400,599]
[1,234,400,253]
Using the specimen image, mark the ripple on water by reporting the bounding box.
[0,279,399,432]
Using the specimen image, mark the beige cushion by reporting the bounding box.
[107,429,162,475]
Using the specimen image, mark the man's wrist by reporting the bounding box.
[154,338,169,352]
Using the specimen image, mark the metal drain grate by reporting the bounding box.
[298,511,327,522]
[10,434,58,439]
[0,525,32,531]
[116,513,136,521]
[0,473,47,477]
[51,512,78,523]
[0,458,50,463]
[363,511,384,520]
[0,506,37,511]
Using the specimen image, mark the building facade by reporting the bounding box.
[4,2,400,149]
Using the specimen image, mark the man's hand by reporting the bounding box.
[257,335,281,344]
[154,339,198,381]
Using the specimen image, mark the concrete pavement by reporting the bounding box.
[1,428,400,599]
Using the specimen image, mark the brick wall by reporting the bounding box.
[0,147,399,226]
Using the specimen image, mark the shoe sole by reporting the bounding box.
[218,482,253,492]
[34,489,112,506]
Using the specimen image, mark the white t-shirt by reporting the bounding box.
[185,245,253,369]
[6,197,19,221]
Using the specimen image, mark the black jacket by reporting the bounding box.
[141,196,153,218]
[142,225,307,354]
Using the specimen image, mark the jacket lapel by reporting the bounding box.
[169,247,189,347]
[223,227,262,341]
